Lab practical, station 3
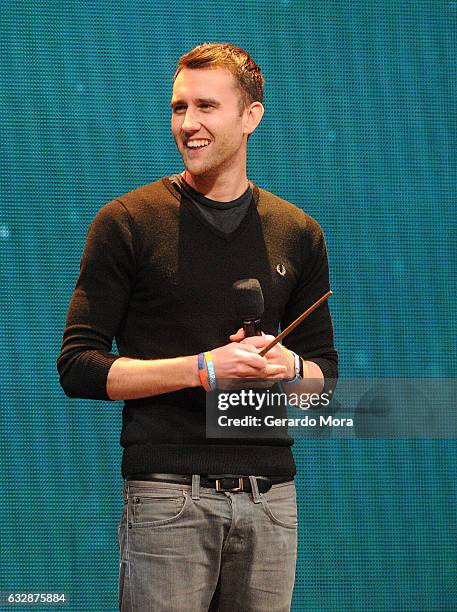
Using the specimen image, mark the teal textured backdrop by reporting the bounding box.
[1,1,456,610]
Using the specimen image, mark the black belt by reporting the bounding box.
[125,473,293,493]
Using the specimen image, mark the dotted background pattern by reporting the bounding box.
[1,1,456,611]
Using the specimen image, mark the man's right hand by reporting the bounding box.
[210,341,287,380]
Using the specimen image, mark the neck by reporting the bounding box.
[182,168,249,202]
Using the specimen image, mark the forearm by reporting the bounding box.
[106,355,200,400]
[282,360,324,395]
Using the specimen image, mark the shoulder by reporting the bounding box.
[92,177,179,228]
[117,177,177,206]
[116,177,178,217]
[256,185,324,242]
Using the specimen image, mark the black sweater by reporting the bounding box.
[57,177,338,478]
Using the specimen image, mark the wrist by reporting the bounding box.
[286,350,303,384]
[286,348,296,379]
[183,354,201,388]
[197,352,216,392]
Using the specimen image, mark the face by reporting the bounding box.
[171,67,251,180]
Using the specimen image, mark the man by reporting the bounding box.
[58,43,337,612]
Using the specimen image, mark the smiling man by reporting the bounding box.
[171,65,263,200]
[58,43,337,611]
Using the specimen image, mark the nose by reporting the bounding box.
[181,108,200,133]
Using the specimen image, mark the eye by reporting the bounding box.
[172,105,186,114]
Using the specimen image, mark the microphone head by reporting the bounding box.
[232,278,264,320]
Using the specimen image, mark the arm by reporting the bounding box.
[106,345,287,400]
[57,201,287,400]
[57,200,135,400]
[227,218,338,396]
[281,218,338,394]
[106,355,200,400]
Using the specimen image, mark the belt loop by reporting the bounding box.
[249,475,262,504]
[191,474,201,500]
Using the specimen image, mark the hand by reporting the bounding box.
[229,329,326,395]
[228,329,295,382]
[210,336,287,382]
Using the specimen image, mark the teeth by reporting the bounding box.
[187,140,210,148]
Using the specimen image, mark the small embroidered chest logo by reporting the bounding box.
[276,263,286,276]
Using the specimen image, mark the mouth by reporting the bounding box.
[185,139,211,152]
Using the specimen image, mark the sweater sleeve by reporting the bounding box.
[281,218,338,392]
[57,200,137,400]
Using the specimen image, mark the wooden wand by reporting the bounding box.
[258,290,333,357]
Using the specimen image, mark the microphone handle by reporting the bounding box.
[242,318,262,337]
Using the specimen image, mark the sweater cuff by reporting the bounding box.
[306,357,338,396]
[75,351,120,400]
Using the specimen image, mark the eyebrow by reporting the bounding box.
[170,97,221,109]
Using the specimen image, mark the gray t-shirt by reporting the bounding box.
[169,174,253,234]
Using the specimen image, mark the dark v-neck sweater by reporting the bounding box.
[58,177,338,478]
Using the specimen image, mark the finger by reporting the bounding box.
[238,364,288,378]
[236,366,288,381]
[223,347,268,370]
[236,343,264,354]
[229,328,245,341]
[263,345,284,358]
[240,336,270,348]
[262,334,276,342]
[263,365,288,377]
[240,352,269,369]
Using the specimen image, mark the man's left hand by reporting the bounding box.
[229,328,295,380]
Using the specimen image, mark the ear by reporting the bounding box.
[243,101,265,136]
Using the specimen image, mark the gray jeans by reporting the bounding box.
[118,477,297,611]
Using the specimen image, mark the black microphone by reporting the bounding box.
[232,278,264,337]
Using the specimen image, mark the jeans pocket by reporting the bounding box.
[130,490,189,527]
[261,483,298,529]
[118,507,126,543]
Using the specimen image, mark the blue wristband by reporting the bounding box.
[204,351,217,391]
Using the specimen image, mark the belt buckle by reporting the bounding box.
[215,477,244,492]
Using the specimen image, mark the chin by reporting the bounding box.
[184,164,212,178]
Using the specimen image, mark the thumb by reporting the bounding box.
[229,327,245,342]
